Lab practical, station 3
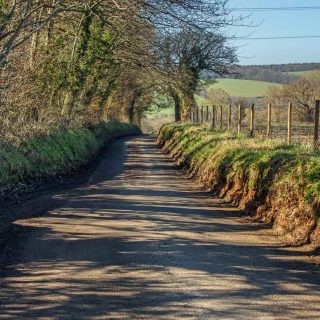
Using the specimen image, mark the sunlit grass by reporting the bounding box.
[159,123,320,207]
[0,122,139,193]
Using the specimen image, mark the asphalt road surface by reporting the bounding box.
[0,136,320,320]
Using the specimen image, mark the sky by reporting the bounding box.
[228,0,320,65]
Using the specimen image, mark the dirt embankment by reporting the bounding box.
[157,124,320,250]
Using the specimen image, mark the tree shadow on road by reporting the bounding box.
[0,136,320,319]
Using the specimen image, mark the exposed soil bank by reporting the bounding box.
[157,123,320,249]
[0,122,140,207]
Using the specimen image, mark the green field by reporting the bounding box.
[145,107,174,120]
[145,78,282,119]
[206,79,282,97]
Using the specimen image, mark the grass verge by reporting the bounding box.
[157,123,320,248]
[0,122,140,196]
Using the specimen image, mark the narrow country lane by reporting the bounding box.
[0,136,320,320]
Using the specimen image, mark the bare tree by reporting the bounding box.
[265,74,320,122]
[156,27,237,121]
[0,0,241,141]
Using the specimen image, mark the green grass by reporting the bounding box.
[205,79,282,97]
[145,107,175,120]
[157,123,320,245]
[0,122,140,193]
[146,78,282,119]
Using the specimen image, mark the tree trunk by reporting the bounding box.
[68,14,92,115]
[128,91,142,125]
[169,88,181,122]
[29,5,44,67]
[182,92,196,121]
[173,94,181,122]
[45,1,57,48]
[174,100,181,122]
[128,98,136,124]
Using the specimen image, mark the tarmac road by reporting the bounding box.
[0,136,320,319]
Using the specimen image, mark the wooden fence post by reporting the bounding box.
[211,105,216,129]
[267,103,272,138]
[250,104,255,137]
[238,104,242,135]
[228,105,232,131]
[220,105,223,130]
[287,102,292,144]
[314,100,320,149]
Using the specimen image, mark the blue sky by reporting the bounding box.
[228,0,320,65]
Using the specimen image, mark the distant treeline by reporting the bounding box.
[235,66,297,84]
[203,63,320,84]
[236,63,320,84]
[247,63,320,73]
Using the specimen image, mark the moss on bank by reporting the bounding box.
[157,123,320,248]
[0,122,140,194]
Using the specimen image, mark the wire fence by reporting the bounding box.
[190,100,320,149]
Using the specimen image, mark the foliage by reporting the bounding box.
[0,0,240,140]
[198,87,231,107]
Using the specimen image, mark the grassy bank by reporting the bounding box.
[157,123,320,248]
[0,122,140,195]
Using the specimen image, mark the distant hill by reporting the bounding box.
[202,63,320,84]
[246,62,320,73]
[234,66,295,84]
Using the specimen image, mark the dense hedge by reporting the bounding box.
[158,123,320,248]
[0,122,140,194]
